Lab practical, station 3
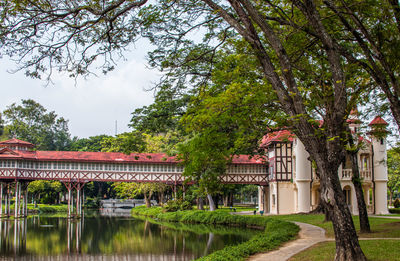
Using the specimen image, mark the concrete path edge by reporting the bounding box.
[247,222,326,261]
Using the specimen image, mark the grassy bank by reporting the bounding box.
[33,204,69,213]
[266,213,400,238]
[290,240,400,261]
[267,213,400,260]
[2,203,68,213]
[131,206,299,261]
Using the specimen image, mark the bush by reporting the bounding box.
[389,208,400,214]
[131,206,299,261]
[38,204,68,213]
[393,198,400,208]
[164,199,193,212]
[85,197,100,208]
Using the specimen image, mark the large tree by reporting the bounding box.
[2,99,72,150]
[70,135,111,152]
[3,1,396,259]
[388,146,400,206]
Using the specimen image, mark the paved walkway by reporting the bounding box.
[243,212,400,261]
[248,222,326,261]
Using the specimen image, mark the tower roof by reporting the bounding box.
[368,116,388,126]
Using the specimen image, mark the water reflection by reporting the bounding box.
[0,214,256,260]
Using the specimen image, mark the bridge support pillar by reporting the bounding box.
[63,182,86,219]
[13,181,30,218]
[14,181,20,218]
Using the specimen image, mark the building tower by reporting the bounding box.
[294,138,311,213]
[369,116,389,214]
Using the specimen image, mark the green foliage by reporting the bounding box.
[38,204,68,213]
[2,99,72,150]
[131,206,299,261]
[70,135,111,152]
[113,182,167,207]
[113,182,166,199]
[100,131,147,154]
[85,197,100,208]
[164,199,193,212]
[28,180,63,204]
[388,147,400,203]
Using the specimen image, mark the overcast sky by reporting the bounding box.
[1,40,159,139]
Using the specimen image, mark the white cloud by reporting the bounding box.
[0,49,158,138]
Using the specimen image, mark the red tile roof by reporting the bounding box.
[369,116,388,126]
[0,149,265,165]
[0,139,35,147]
[260,130,295,147]
[231,155,266,164]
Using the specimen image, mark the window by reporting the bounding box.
[344,186,351,206]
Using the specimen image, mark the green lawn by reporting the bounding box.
[268,214,400,238]
[274,214,400,261]
[290,240,400,261]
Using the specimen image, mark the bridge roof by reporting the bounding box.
[0,149,265,165]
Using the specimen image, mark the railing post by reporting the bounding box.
[17,181,22,217]
[0,183,3,218]
[7,185,11,216]
[4,191,8,217]
[76,186,80,217]
[68,184,71,218]
[14,181,19,218]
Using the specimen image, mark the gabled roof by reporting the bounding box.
[0,147,21,156]
[0,139,35,147]
[369,116,388,126]
[260,130,295,147]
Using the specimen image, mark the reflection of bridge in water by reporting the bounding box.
[0,215,251,261]
[0,139,268,218]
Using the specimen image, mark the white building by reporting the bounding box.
[258,115,389,215]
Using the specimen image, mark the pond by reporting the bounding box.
[0,213,258,260]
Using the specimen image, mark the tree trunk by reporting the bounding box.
[317,161,366,261]
[350,152,371,233]
[207,194,216,211]
[223,195,228,207]
[198,197,204,210]
[213,195,219,209]
[229,192,234,207]
[144,193,151,208]
[160,192,165,205]
[347,127,371,233]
